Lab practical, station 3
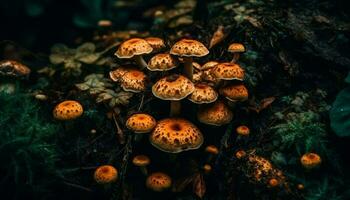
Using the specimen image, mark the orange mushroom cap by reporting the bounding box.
[170,39,209,57]
[145,37,166,52]
[219,84,248,102]
[203,164,212,174]
[201,61,219,70]
[94,165,118,184]
[268,178,279,187]
[228,43,246,53]
[132,155,151,167]
[109,66,133,82]
[205,145,219,155]
[120,69,147,93]
[197,100,233,126]
[146,172,172,192]
[236,125,250,136]
[147,53,178,71]
[152,74,194,101]
[150,118,204,153]
[0,60,31,78]
[235,150,247,159]
[126,113,156,133]
[211,62,244,80]
[300,153,322,169]
[188,83,218,104]
[53,100,83,120]
[115,38,153,58]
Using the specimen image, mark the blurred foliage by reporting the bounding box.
[49,42,111,77]
[0,88,61,198]
[330,72,350,137]
[76,73,134,108]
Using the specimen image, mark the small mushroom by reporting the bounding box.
[0,60,31,78]
[146,172,172,192]
[205,145,219,162]
[228,43,245,63]
[268,178,279,188]
[145,37,166,52]
[53,100,83,120]
[235,150,247,159]
[236,125,250,136]
[197,100,233,126]
[203,164,212,174]
[211,62,245,81]
[297,184,305,190]
[94,165,118,184]
[126,113,157,133]
[200,61,219,71]
[170,39,209,80]
[152,74,194,116]
[132,155,151,175]
[300,153,322,169]
[188,83,218,104]
[115,38,153,69]
[219,84,248,102]
[120,69,147,93]
[149,118,204,153]
[147,53,178,71]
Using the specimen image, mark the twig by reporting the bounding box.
[112,113,125,144]
[138,94,144,111]
[63,181,92,192]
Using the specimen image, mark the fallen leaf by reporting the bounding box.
[209,25,226,49]
[193,173,206,198]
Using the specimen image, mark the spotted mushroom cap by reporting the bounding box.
[0,60,31,78]
[120,69,147,93]
[212,62,244,80]
[236,125,250,136]
[115,38,153,58]
[126,113,156,133]
[147,53,178,71]
[132,155,151,167]
[145,37,166,51]
[219,84,248,102]
[146,172,172,192]
[53,100,83,120]
[170,39,209,57]
[228,43,246,53]
[150,118,204,153]
[109,66,133,82]
[192,62,202,71]
[188,83,218,104]
[193,71,204,83]
[201,61,219,70]
[94,165,118,184]
[300,153,322,169]
[197,100,233,126]
[152,74,194,101]
[205,145,219,155]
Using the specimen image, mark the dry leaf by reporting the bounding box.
[209,25,226,49]
[193,173,206,199]
[244,16,262,28]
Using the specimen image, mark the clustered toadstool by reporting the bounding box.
[106,36,252,193]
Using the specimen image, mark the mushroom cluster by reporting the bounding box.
[108,37,249,192]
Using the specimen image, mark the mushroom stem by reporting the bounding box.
[170,100,181,116]
[231,53,240,63]
[140,166,148,176]
[134,55,148,69]
[183,57,193,81]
